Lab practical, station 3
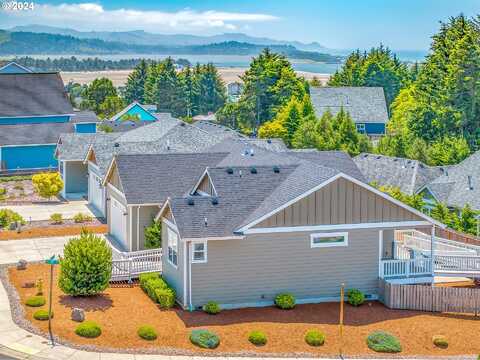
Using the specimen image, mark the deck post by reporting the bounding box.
[378,230,383,278]
[431,225,435,277]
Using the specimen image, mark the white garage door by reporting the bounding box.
[88,172,104,215]
[110,197,128,250]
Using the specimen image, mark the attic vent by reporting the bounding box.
[239,170,243,177]
[211,197,219,205]
[250,167,257,174]
[468,175,473,190]
[204,217,208,226]
[114,143,120,148]
[226,168,234,174]
[187,198,195,206]
[376,156,381,159]
[273,166,280,173]
[180,122,186,126]
[267,139,272,144]
[250,148,254,156]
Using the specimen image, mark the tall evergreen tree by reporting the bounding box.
[124,59,148,104]
[197,63,226,114]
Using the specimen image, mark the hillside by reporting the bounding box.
[0,30,342,63]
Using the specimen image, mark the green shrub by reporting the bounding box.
[347,289,365,306]
[139,272,160,291]
[25,295,46,307]
[50,213,63,224]
[432,335,448,348]
[203,301,221,315]
[155,288,175,309]
[36,278,43,296]
[32,172,63,199]
[13,184,24,190]
[248,331,267,346]
[33,309,53,321]
[0,175,31,183]
[367,331,402,353]
[73,213,92,223]
[190,329,220,349]
[275,293,296,309]
[305,329,325,346]
[0,209,25,229]
[145,220,162,249]
[58,230,112,296]
[144,277,168,301]
[0,188,6,195]
[75,321,102,338]
[137,325,157,340]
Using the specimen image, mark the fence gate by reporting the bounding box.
[379,279,480,315]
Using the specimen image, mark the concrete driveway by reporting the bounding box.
[0,236,70,265]
[0,200,102,222]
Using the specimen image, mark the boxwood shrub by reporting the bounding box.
[274,293,296,309]
[33,309,53,321]
[432,335,448,348]
[347,289,365,306]
[203,301,221,315]
[154,288,176,309]
[248,331,267,346]
[144,278,168,301]
[137,325,157,341]
[140,274,175,308]
[75,321,102,338]
[25,295,46,307]
[367,331,402,353]
[139,272,160,291]
[305,329,325,346]
[190,329,220,349]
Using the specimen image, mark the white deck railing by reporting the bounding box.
[380,258,432,279]
[435,255,480,273]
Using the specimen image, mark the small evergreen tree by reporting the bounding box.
[145,220,162,249]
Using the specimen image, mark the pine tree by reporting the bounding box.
[124,59,148,104]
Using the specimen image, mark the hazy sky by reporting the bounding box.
[2,0,480,50]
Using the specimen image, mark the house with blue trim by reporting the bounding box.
[0,61,33,74]
[310,87,389,137]
[0,71,99,171]
[109,102,157,123]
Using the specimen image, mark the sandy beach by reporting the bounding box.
[61,67,330,87]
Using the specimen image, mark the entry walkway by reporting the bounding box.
[0,236,71,265]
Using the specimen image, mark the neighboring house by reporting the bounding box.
[153,153,441,310]
[310,87,389,137]
[227,82,243,101]
[0,72,99,171]
[0,61,33,74]
[109,102,157,123]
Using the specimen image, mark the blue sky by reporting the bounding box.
[2,0,480,50]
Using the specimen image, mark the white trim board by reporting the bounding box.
[236,172,445,233]
[0,61,33,73]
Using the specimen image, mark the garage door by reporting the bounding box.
[110,197,128,250]
[88,172,104,215]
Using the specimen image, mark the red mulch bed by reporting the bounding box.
[8,264,480,357]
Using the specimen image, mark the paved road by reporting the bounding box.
[0,236,70,265]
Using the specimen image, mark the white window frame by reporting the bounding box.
[310,232,349,248]
[191,240,208,264]
[167,227,178,268]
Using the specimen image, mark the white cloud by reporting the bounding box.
[3,3,278,33]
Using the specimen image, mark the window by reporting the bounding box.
[310,232,348,248]
[192,241,207,263]
[167,227,178,267]
[356,123,366,133]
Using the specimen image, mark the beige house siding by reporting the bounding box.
[161,219,185,306]
[130,205,161,251]
[254,177,423,228]
[190,228,381,308]
[196,174,215,195]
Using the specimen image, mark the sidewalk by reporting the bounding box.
[0,237,69,265]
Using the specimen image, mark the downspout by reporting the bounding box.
[137,206,140,251]
[189,242,193,311]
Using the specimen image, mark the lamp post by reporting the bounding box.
[45,255,59,346]
[339,283,345,359]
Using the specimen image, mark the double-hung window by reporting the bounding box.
[310,232,348,248]
[167,227,178,267]
[192,241,207,263]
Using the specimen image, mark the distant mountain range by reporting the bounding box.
[0,29,343,63]
[10,25,330,52]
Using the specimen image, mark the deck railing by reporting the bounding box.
[380,258,432,279]
[435,255,480,273]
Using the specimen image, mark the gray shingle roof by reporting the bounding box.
[0,72,73,117]
[70,110,100,123]
[56,133,120,161]
[310,87,389,124]
[0,122,78,146]
[115,153,229,204]
[354,153,444,195]
[192,120,246,140]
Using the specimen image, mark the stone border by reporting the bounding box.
[0,264,475,360]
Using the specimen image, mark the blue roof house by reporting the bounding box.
[109,102,157,123]
[0,61,33,74]
[0,71,99,175]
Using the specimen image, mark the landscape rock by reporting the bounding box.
[71,308,85,322]
[16,260,27,270]
[22,281,35,288]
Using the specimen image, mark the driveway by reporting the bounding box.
[0,200,102,222]
[0,236,70,265]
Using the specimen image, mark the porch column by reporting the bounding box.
[430,225,435,276]
[378,230,383,277]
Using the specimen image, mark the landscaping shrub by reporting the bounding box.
[0,175,31,183]
[432,335,448,348]
[137,325,157,340]
[190,329,220,349]
[33,310,53,321]
[32,172,63,200]
[144,277,168,300]
[203,301,221,315]
[25,295,46,307]
[58,230,112,296]
[347,288,365,306]
[0,188,6,195]
[75,321,102,338]
[367,331,402,353]
[275,293,296,309]
[0,209,25,229]
[139,272,160,291]
[50,213,63,224]
[73,213,93,223]
[144,220,162,249]
[305,329,325,346]
[154,287,176,309]
[36,278,43,295]
[13,184,24,190]
[248,331,267,346]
